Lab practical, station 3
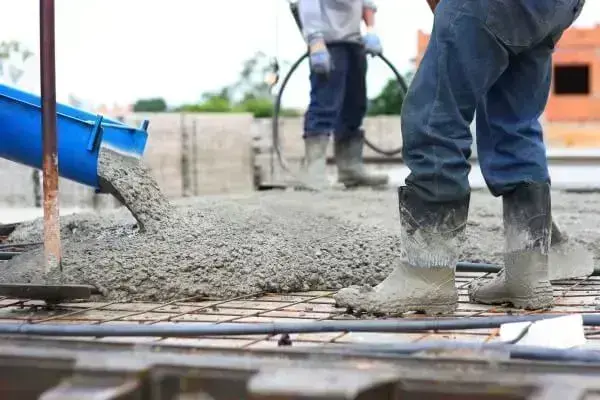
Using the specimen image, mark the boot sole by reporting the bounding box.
[359,301,458,317]
[411,302,458,315]
[469,294,553,310]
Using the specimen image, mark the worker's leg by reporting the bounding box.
[470,1,586,309]
[475,50,552,197]
[300,44,349,190]
[334,0,509,315]
[333,43,388,188]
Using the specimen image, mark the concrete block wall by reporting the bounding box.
[1,112,596,211]
[124,113,186,199]
[0,159,37,206]
[0,112,256,209]
[255,116,402,160]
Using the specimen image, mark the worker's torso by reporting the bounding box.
[319,0,364,44]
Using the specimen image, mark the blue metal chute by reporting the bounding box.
[0,83,148,189]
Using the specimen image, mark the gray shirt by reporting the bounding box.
[297,0,377,45]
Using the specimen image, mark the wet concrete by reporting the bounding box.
[98,147,175,233]
[1,189,599,301]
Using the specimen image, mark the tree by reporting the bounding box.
[179,52,300,118]
[0,41,33,84]
[229,51,273,102]
[367,70,415,116]
[133,97,167,112]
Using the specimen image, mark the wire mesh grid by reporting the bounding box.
[0,271,598,350]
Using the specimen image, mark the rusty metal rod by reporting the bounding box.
[425,0,440,12]
[40,0,61,272]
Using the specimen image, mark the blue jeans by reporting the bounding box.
[401,0,584,202]
[304,42,367,141]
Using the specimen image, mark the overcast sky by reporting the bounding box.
[0,0,598,109]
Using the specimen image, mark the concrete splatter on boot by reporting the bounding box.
[546,221,594,280]
[334,186,469,316]
[334,132,388,188]
[295,135,330,191]
[469,182,553,310]
[469,220,594,295]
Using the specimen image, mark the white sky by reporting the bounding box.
[0,0,598,109]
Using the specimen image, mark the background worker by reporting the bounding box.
[335,0,586,315]
[297,0,389,190]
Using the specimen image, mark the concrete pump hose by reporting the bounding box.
[271,51,408,181]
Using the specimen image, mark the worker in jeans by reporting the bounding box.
[297,0,388,190]
[335,0,586,315]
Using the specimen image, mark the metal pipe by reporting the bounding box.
[1,313,600,337]
[317,341,600,364]
[425,0,439,12]
[40,0,61,273]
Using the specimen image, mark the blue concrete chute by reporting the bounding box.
[0,83,149,189]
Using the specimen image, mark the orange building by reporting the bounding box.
[416,26,600,147]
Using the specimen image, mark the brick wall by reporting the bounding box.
[415,26,600,140]
[546,27,600,122]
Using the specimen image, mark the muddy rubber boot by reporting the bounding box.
[469,182,553,310]
[295,135,330,191]
[334,133,389,188]
[334,186,470,316]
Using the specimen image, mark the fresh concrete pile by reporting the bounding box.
[2,179,599,301]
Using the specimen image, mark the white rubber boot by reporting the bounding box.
[334,186,470,316]
[469,182,553,310]
[295,135,330,191]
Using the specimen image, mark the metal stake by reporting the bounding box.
[425,0,439,12]
[40,0,61,272]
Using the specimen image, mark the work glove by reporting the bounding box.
[308,38,332,76]
[363,30,382,55]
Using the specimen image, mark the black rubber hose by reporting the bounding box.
[0,252,20,260]
[2,313,600,337]
[271,52,408,178]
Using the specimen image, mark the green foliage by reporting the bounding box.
[178,51,300,119]
[367,70,415,116]
[0,41,33,62]
[133,97,167,112]
[234,97,299,119]
[178,90,232,112]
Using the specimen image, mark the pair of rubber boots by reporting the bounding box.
[299,133,388,190]
[335,182,561,316]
